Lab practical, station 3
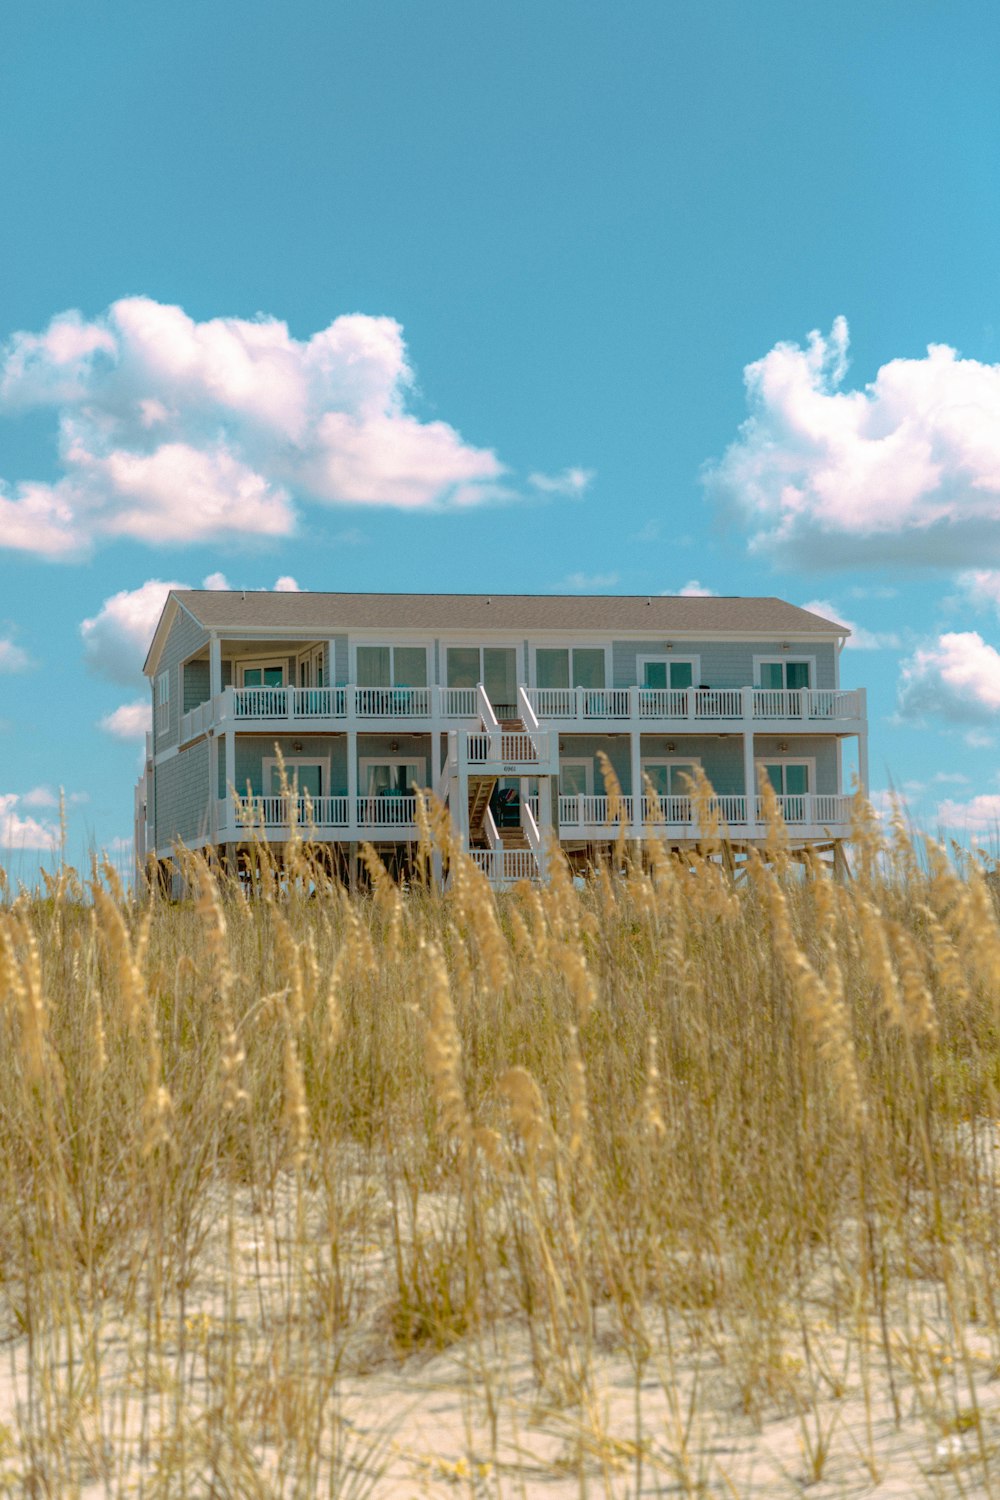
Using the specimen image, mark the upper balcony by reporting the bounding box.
[179,681,866,747]
[523,684,866,731]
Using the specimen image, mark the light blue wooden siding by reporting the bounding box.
[154,741,210,848]
[638,735,745,796]
[332,636,349,684]
[231,735,350,797]
[156,607,209,749]
[611,639,838,691]
[183,659,210,711]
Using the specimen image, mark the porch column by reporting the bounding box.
[224,727,235,839]
[742,728,757,839]
[537,776,553,878]
[629,728,643,838]
[347,730,358,837]
[209,633,222,700]
[209,735,219,844]
[857,728,869,797]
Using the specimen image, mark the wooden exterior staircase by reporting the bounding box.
[467,775,497,846]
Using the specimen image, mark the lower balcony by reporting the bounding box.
[557,793,852,840]
[228,793,423,837]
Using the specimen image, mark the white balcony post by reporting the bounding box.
[209,634,222,701]
[224,728,235,836]
[858,728,869,796]
[576,685,585,721]
[686,686,695,722]
[537,778,552,876]
[347,730,358,836]
[628,684,639,725]
[630,729,643,838]
[742,729,757,838]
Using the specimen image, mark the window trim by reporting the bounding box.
[358,755,428,796]
[262,755,332,798]
[636,654,701,690]
[755,756,817,796]
[351,642,433,687]
[558,757,595,797]
[641,756,703,797]
[156,670,170,734]
[753,655,816,690]
[530,642,613,690]
[238,657,288,688]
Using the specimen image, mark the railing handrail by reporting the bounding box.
[477,682,500,733]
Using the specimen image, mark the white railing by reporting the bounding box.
[236,795,350,828]
[357,795,418,828]
[232,686,292,719]
[180,695,220,741]
[559,794,634,827]
[751,688,864,721]
[469,848,540,883]
[527,685,866,725]
[354,686,432,717]
[756,793,852,826]
[444,687,477,718]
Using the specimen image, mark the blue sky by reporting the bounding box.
[3,0,1000,867]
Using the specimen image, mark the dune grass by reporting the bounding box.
[2,791,1000,1494]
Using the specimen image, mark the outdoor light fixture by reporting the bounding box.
[667,742,675,752]
[389,739,399,752]
[781,642,790,651]
[778,741,788,752]
[292,740,303,752]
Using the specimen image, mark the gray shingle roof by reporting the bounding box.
[172,590,848,636]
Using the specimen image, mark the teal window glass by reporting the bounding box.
[786,661,810,690]
[447,647,481,689]
[537,649,570,689]
[670,661,693,689]
[572,649,605,689]
[394,647,427,686]
[643,661,667,689]
[357,647,391,687]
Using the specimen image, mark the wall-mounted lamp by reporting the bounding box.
[558,740,565,752]
[666,741,675,752]
[292,740,303,753]
[778,741,788,753]
[780,642,791,651]
[665,642,674,651]
[389,739,399,752]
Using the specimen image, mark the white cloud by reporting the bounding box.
[0,637,30,672]
[936,794,1000,833]
[800,598,900,650]
[897,631,1000,724]
[955,569,1000,613]
[677,580,717,597]
[528,467,594,498]
[81,578,186,686]
[21,786,57,808]
[100,699,151,741]
[82,574,305,687]
[0,298,539,556]
[555,571,620,591]
[0,793,60,850]
[706,317,1000,568]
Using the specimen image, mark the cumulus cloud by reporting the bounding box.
[955,569,1000,613]
[81,579,186,687]
[706,318,1000,568]
[0,637,30,672]
[897,631,1000,724]
[936,794,1000,833]
[528,467,593,498]
[799,598,900,650]
[82,574,306,687]
[0,298,540,557]
[0,793,60,850]
[676,580,717,597]
[100,700,152,741]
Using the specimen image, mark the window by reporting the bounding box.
[262,757,327,798]
[758,761,811,796]
[642,759,700,797]
[535,647,607,689]
[638,656,696,690]
[156,671,170,733]
[446,646,517,711]
[360,758,426,795]
[240,660,286,687]
[357,645,428,688]
[757,659,812,690]
[558,759,594,798]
